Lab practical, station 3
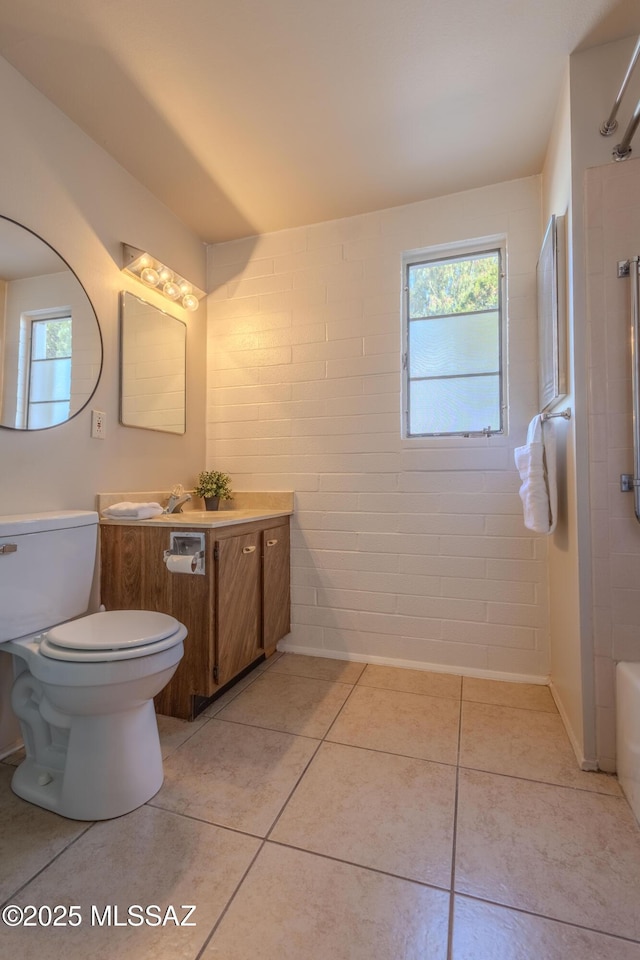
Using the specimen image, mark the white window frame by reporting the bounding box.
[19,310,72,429]
[402,238,507,440]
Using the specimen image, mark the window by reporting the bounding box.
[27,316,72,429]
[403,245,504,437]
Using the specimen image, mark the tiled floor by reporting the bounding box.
[2,652,640,959]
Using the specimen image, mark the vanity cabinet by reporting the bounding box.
[215,530,261,687]
[262,524,290,657]
[99,515,290,720]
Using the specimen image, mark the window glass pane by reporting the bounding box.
[409,311,499,378]
[29,357,71,402]
[409,254,499,319]
[31,319,72,360]
[409,375,501,435]
[28,401,70,429]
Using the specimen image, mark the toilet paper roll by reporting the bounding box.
[165,554,197,574]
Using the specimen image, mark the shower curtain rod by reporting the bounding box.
[600,35,640,137]
[613,98,640,161]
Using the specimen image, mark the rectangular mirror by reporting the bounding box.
[537,214,567,413]
[119,291,186,434]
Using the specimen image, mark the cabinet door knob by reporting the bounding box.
[266,539,278,547]
[242,545,256,554]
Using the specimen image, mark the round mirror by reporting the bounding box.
[0,216,103,430]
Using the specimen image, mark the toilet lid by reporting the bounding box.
[40,610,184,661]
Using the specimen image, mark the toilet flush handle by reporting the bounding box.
[0,543,17,554]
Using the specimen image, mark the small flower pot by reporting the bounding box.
[204,497,220,511]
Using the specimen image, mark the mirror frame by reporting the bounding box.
[0,215,103,431]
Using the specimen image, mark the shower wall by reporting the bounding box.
[584,157,640,771]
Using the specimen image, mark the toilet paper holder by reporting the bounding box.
[163,532,205,575]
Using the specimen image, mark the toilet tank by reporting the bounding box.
[0,510,98,643]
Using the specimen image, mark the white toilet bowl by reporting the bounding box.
[7,609,185,821]
[0,509,186,821]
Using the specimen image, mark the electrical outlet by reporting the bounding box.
[91,409,106,439]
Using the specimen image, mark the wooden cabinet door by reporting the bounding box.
[262,523,290,656]
[100,525,144,609]
[215,531,261,686]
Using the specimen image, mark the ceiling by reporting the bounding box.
[0,0,639,243]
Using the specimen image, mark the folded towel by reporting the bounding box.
[514,415,557,534]
[101,501,164,520]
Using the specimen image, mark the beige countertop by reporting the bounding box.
[97,490,294,529]
[100,507,292,529]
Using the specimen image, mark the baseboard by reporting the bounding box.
[276,640,549,687]
[0,738,23,762]
[548,679,598,771]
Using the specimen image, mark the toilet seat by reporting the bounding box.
[39,610,185,663]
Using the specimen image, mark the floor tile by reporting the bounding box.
[203,842,450,960]
[462,677,556,712]
[156,713,209,759]
[0,766,90,903]
[150,718,318,835]
[201,669,262,717]
[455,768,640,940]
[460,701,621,795]
[327,685,460,764]
[0,804,260,960]
[452,896,640,959]
[258,651,284,670]
[268,652,366,683]
[271,741,456,886]
[359,664,461,700]
[216,671,353,738]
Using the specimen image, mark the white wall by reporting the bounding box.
[540,69,592,766]
[0,54,208,754]
[207,177,548,679]
[0,55,207,514]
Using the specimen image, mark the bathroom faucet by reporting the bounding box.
[166,494,192,514]
[165,485,192,514]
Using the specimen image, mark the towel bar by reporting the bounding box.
[541,408,571,421]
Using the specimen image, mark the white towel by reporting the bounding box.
[101,501,164,520]
[514,415,557,534]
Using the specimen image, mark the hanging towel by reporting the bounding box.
[514,415,557,534]
[101,501,164,520]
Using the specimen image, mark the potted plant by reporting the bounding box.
[193,470,233,511]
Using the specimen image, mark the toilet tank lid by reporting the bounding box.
[0,510,98,537]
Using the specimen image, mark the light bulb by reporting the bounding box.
[179,280,192,296]
[182,293,199,311]
[158,265,173,284]
[163,280,181,300]
[140,266,160,286]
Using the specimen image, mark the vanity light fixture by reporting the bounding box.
[121,244,206,312]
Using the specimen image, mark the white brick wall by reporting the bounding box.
[206,176,549,680]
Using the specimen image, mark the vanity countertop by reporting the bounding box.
[96,490,294,529]
[100,507,292,529]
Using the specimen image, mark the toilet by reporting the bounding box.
[0,509,186,820]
